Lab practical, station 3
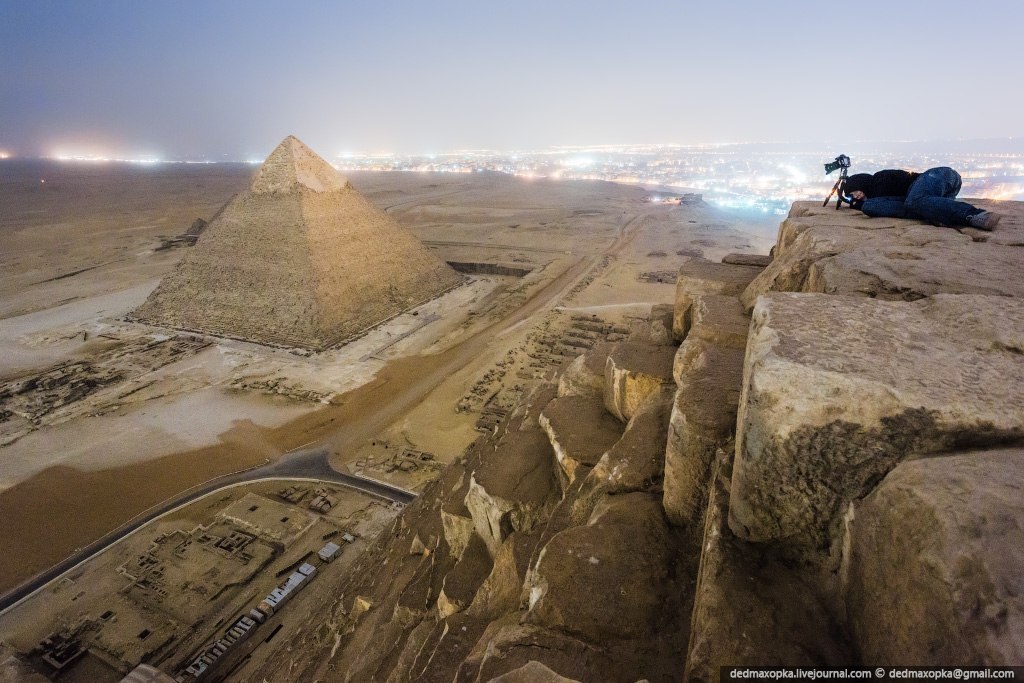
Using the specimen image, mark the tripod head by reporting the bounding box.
[822,154,852,210]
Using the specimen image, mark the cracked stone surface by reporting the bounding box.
[729,293,1024,550]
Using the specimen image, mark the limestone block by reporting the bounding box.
[407,613,489,682]
[780,202,907,251]
[395,552,441,620]
[539,395,624,485]
[742,202,1024,313]
[556,342,613,399]
[465,428,558,557]
[647,303,676,345]
[805,242,1024,302]
[723,253,773,267]
[437,534,493,619]
[458,619,624,683]
[387,618,440,683]
[846,448,1024,665]
[572,386,674,525]
[520,382,558,430]
[603,342,675,422]
[686,449,849,681]
[441,500,475,561]
[740,226,867,312]
[524,492,672,642]
[487,661,581,683]
[678,294,750,350]
[663,341,745,527]
[467,532,541,621]
[672,257,762,339]
[729,293,1024,549]
[352,595,373,617]
[410,533,430,556]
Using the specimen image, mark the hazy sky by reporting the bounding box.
[2,0,1021,159]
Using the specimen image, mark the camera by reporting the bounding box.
[824,154,851,175]
[822,154,852,209]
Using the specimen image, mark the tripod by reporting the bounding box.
[823,165,850,210]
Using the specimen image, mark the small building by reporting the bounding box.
[318,542,341,563]
[309,493,336,513]
[299,562,318,578]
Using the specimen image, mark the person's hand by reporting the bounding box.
[848,190,866,201]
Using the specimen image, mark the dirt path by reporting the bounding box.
[0,209,645,593]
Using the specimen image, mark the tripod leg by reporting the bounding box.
[823,179,841,207]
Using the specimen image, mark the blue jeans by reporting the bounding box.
[861,167,982,226]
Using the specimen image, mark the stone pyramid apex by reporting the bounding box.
[250,135,348,195]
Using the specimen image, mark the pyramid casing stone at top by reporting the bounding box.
[132,136,463,350]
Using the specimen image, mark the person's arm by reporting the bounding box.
[860,196,908,218]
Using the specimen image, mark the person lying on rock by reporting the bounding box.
[843,166,1001,230]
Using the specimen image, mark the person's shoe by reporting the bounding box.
[967,211,1001,231]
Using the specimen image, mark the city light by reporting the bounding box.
[332,144,1024,212]
[15,141,1021,208]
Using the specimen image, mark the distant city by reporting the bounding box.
[8,142,1023,216]
[332,144,1024,215]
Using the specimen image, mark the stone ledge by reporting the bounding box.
[729,293,1024,549]
[846,447,1024,665]
[673,257,763,339]
[742,200,1024,313]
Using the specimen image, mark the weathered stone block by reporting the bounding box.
[603,342,675,422]
[723,253,773,267]
[524,493,672,642]
[572,386,674,525]
[457,618,625,683]
[410,613,489,682]
[729,293,1024,549]
[805,242,1024,302]
[539,394,624,484]
[438,534,494,618]
[686,448,849,681]
[467,532,540,621]
[740,226,867,312]
[465,428,558,557]
[846,448,1024,665]
[679,293,749,349]
[556,342,612,399]
[648,303,676,345]
[742,201,1024,313]
[488,661,581,683]
[441,469,475,560]
[441,502,475,561]
[663,341,745,527]
[673,257,762,339]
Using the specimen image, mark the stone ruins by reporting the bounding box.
[132,136,462,350]
[245,199,1024,680]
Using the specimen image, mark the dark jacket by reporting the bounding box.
[844,169,920,206]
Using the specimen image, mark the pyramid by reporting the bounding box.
[132,136,463,350]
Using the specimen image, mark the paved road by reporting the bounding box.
[0,448,414,615]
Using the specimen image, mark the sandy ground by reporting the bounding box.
[0,162,777,594]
